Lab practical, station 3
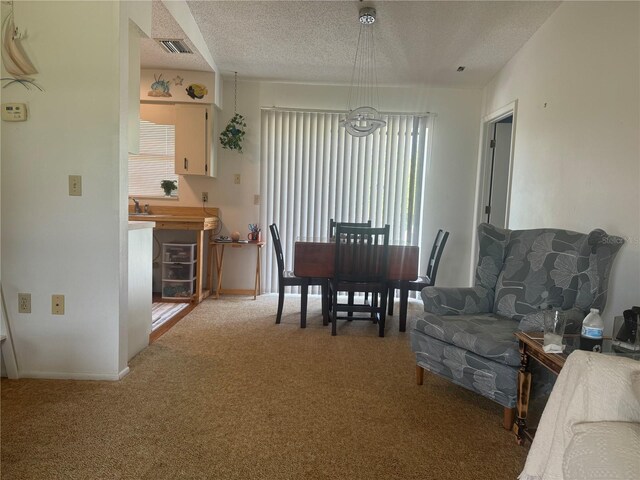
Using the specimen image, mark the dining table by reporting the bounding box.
[293,238,420,331]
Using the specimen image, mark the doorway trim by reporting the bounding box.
[470,100,518,282]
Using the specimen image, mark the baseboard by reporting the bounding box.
[217,288,256,296]
[18,369,127,381]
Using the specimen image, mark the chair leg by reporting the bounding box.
[399,283,409,332]
[387,287,394,315]
[378,294,386,337]
[321,281,329,326]
[347,291,354,318]
[300,281,308,328]
[331,288,338,336]
[416,365,424,385]
[503,407,516,431]
[276,284,285,324]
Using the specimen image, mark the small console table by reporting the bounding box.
[207,240,266,300]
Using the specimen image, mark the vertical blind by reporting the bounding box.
[260,108,431,293]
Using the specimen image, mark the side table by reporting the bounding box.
[207,240,266,300]
[514,331,567,445]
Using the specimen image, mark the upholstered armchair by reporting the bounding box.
[410,223,625,428]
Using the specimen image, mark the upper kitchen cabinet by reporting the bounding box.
[175,104,214,176]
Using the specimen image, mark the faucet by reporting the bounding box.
[132,198,141,214]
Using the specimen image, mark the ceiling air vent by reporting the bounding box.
[156,39,193,54]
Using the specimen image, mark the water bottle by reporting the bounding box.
[580,308,604,352]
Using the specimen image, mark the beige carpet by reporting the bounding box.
[1,294,528,479]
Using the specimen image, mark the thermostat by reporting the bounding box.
[2,103,27,122]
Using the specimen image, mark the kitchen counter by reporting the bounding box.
[128,206,219,303]
[128,220,156,230]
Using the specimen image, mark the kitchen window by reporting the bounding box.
[128,103,178,198]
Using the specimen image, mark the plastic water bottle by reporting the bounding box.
[580,308,604,352]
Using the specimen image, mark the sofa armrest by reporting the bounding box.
[421,286,493,315]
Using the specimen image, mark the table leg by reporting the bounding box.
[300,279,309,328]
[515,341,532,445]
[399,281,409,332]
[206,243,213,294]
[195,230,204,303]
[254,245,261,300]
[215,245,225,299]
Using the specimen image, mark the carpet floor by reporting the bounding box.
[1,294,528,480]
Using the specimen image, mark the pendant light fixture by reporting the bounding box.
[339,6,386,137]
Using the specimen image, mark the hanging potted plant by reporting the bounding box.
[160,179,177,197]
[219,72,246,153]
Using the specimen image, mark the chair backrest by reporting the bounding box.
[328,219,372,239]
[474,223,625,320]
[268,223,285,278]
[425,229,449,284]
[334,225,390,285]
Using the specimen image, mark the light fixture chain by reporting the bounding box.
[234,71,238,115]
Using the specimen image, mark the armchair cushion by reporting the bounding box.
[415,313,521,367]
[493,228,624,321]
[493,229,588,320]
[421,286,493,316]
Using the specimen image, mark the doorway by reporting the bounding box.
[477,102,517,229]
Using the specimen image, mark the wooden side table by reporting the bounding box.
[514,331,568,445]
[207,240,265,300]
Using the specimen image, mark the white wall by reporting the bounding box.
[167,80,483,290]
[482,1,640,325]
[1,1,149,379]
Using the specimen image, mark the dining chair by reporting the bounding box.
[387,229,449,319]
[269,223,327,327]
[328,219,371,239]
[329,224,390,337]
[328,219,373,310]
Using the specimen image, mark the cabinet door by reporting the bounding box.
[175,104,211,175]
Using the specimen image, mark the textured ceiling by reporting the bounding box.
[185,0,560,87]
[140,0,212,72]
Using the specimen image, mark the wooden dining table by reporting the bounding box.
[293,238,419,331]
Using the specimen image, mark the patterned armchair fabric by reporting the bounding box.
[411,223,624,409]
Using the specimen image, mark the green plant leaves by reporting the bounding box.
[220,113,246,153]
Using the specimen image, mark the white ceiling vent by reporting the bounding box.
[155,39,193,54]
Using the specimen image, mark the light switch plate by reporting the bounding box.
[69,175,82,196]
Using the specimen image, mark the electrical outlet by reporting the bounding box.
[18,293,31,313]
[52,294,65,315]
[202,192,208,203]
[69,175,82,196]
[254,194,260,205]
[234,174,241,184]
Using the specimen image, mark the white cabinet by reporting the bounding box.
[162,243,197,300]
[175,104,214,176]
